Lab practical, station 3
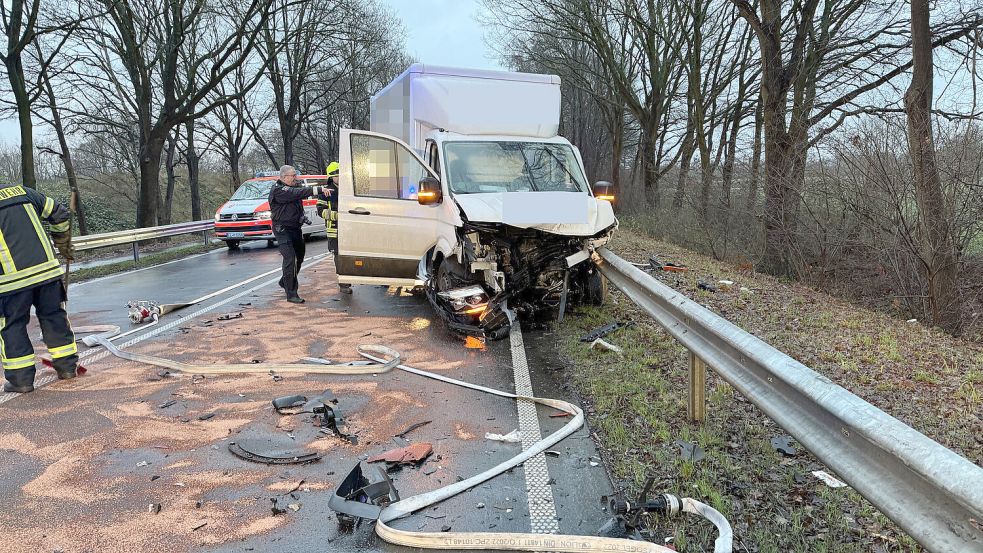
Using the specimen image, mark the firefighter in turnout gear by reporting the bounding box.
[0,184,78,393]
[315,161,351,294]
[315,161,339,253]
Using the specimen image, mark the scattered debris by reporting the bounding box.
[281,480,305,496]
[476,502,485,509]
[158,400,176,409]
[394,420,432,440]
[589,338,623,354]
[549,411,571,418]
[464,335,486,350]
[272,394,308,414]
[812,470,847,488]
[191,374,205,384]
[580,321,633,343]
[367,443,433,466]
[770,436,797,456]
[718,279,734,286]
[197,413,216,421]
[441,525,452,532]
[329,463,400,530]
[191,522,207,531]
[271,498,287,516]
[697,281,718,293]
[238,302,252,307]
[269,371,283,382]
[136,461,150,467]
[288,503,302,512]
[676,440,705,462]
[545,450,561,457]
[228,439,322,465]
[148,503,161,514]
[217,312,243,321]
[485,430,522,443]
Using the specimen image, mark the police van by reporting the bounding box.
[213,172,329,249]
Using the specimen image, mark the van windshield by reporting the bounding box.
[231,179,274,200]
[442,142,589,195]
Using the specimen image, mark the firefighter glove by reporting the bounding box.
[53,233,75,261]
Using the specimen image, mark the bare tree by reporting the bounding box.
[904,0,961,332]
[71,0,273,227]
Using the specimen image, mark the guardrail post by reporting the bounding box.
[688,351,706,422]
[202,230,208,246]
[132,241,139,262]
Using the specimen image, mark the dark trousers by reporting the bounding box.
[274,225,306,297]
[1,279,78,377]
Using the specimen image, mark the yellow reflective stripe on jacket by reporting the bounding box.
[0,258,60,285]
[24,204,55,261]
[3,353,36,370]
[41,197,55,218]
[48,342,77,359]
[0,263,63,294]
[50,220,70,233]
[0,186,25,200]
[0,228,16,274]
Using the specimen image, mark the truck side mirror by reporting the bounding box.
[418,175,442,205]
[593,180,615,202]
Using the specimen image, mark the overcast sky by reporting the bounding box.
[0,0,504,145]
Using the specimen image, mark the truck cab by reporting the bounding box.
[335,65,617,338]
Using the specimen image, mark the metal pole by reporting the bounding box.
[202,230,208,246]
[132,241,139,262]
[688,351,706,422]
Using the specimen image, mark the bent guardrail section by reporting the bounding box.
[74,220,215,260]
[594,247,983,553]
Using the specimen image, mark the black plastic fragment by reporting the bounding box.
[228,439,322,465]
[771,436,797,456]
[329,462,400,530]
[580,321,633,343]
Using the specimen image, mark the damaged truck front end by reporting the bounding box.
[426,219,615,340]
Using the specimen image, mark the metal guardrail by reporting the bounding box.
[74,220,215,261]
[594,247,983,553]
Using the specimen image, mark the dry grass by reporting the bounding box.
[554,227,982,552]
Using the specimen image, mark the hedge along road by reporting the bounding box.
[0,235,615,552]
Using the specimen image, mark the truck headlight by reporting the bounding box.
[214,212,221,222]
[256,210,272,220]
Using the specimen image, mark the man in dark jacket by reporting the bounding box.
[269,165,329,303]
[0,183,78,393]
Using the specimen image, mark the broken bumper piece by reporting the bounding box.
[228,438,322,465]
[329,462,400,530]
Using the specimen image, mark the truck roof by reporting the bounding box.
[372,63,560,102]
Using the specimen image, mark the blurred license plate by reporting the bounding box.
[227,232,245,238]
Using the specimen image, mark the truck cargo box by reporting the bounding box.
[369,63,561,155]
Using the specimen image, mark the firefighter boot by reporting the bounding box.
[3,367,36,393]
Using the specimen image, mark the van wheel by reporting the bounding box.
[226,241,240,250]
[435,258,467,292]
[267,239,275,248]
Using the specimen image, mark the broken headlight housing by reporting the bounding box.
[437,284,489,315]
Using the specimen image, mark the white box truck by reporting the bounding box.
[335,64,617,338]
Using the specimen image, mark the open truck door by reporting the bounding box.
[336,129,450,287]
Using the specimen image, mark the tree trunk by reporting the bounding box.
[162,133,177,225]
[186,119,201,221]
[610,108,624,188]
[904,0,961,333]
[746,102,762,211]
[229,149,241,194]
[674,124,695,209]
[281,117,295,166]
[640,125,659,210]
[137,134,166,228]
[4,55,35,189]
[43,73,87,234]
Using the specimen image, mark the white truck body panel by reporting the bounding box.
[370,63,562,155]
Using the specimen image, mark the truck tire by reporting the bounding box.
[226,240,240,250]
[584,268,607,306]
[267,239,275,248]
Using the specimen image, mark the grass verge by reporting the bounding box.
[68,242,223,283]
[555,227,982,552]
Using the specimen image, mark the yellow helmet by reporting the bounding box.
[326,161,339,177]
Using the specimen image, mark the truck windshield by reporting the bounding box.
[230,179,274,200]
[442,142,589,195]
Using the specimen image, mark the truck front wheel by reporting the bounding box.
[584,268,607,306]
[226,240,241,250]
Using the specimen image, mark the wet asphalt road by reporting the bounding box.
[0,236,614,552]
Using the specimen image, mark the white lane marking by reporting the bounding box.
[0,255,328,405]
[509,322,560,534]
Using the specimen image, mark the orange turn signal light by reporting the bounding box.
[462,305,487,315]
[597,194,615,202]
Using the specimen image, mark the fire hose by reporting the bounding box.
[84,333,733,552]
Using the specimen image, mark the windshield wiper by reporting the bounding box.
[514,146,539,192]
[535,146,581,190]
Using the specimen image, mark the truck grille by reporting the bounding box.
[215,224,271,233]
